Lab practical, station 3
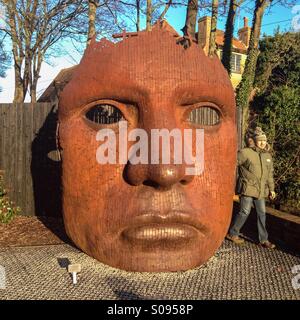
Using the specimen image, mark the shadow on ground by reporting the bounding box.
[105,276,168,300]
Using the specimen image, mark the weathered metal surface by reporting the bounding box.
[59,23,237,272]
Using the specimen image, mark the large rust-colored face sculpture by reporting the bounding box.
[59,25,237,272]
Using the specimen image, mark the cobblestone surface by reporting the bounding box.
[0,240,299,300]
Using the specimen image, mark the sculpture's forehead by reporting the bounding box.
[85,33,230,87]
[60,30,234,115]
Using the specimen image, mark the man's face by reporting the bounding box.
[256,140,267,149]
[59,29,237,272]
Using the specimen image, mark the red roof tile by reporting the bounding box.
[216,30,247,52]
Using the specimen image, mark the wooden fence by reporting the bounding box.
[0,103,61,216]
[0,103,241,217]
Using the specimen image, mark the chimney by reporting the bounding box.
[197,16,211,55]
[238,16,251,48]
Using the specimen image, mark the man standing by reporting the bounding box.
[227,129,276,248]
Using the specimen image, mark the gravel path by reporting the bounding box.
[0,240,299,300]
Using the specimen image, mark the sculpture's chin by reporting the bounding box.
[102,243,215,272]
[67,230,220,272]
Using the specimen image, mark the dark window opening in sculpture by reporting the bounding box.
[85,104,125,124]
[187,106,220,126]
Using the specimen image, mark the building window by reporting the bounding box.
[219,51,242,74]
[231,53,241,74]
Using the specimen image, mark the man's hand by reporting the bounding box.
[269,191,276,200]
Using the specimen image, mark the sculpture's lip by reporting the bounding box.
[121,212,208,246]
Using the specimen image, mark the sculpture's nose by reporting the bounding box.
[123,100,196,189]
[124,162,194,190]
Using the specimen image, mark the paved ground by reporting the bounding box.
[0,240,299,300]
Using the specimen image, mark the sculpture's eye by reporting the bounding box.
[85,104,125,124]
[187,106,220,126]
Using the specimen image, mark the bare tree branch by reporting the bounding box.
[158,0,173,20]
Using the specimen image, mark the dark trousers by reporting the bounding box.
[229,196,268,243]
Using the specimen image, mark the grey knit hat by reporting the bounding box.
[253,127,267,141]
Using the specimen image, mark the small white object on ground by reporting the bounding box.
[67,264,81,285]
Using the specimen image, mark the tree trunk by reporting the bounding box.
[7,1,25,103]
[30,85,37,103]
[13,68,24,103]
[236,0,271,145]
[30,50,43,103]
[13,52,25,103]
[208,0,219,56]
[23,54,31,101]
[87,0,98,46]
[146,0,152,31]
[222,0,241,74]
[182,0,198,39]
[12,49,26,101]
[136,0,140,31]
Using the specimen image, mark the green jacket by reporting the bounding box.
[236,147,275,199]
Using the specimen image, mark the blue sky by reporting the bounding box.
[0,1,299,102]
[165,1,298,37]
